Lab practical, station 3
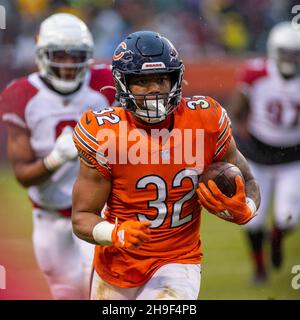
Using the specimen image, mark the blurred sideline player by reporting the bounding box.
[229,22,300,283]
[71,31,260,300]
[0,13,115,299]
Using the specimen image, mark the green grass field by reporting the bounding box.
[0,167,299,299]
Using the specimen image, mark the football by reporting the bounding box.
[200,162,244,198]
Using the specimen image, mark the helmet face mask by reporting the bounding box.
[37,46,93,93]
[36,13,94,94]
[267,22,300,79]
[276,47,300,79]
[126,89,180,124]
[112,31,184,123]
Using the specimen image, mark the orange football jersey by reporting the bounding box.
[73,96,232,288]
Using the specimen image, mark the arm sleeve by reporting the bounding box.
[212,102,233,161]
[73,110,112,180]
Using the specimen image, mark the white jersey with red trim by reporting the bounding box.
[0,66,115,209]
[238,58,300,147]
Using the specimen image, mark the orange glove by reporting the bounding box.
[112,219,151,250]
[197,176,256,225]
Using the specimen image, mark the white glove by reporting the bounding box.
[43,126,78,171]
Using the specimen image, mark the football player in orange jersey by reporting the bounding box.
[72,31,261,300]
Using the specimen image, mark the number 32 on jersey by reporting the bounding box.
[136,169,199,229]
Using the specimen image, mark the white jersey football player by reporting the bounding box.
[0,13,115,299]
[229,22,300,283]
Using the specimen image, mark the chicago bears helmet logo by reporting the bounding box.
[113,42,127,61]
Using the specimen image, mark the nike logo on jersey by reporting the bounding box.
[85,113,92,125]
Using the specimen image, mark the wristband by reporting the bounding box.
[246,197,257,215]
[92,220,115,245]
[43,150,64,171]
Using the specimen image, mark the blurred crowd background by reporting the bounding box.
[0,0,298,81]
[0,0,299,162]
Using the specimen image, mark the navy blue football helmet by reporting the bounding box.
[112,31,184,123]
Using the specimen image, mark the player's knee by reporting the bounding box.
[276,211,300,230]
[32,245,55,275]
[154,288,191,300]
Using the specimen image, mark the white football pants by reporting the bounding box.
[90,263,201,300]
[32,208,94,300]
[244,160,300,231]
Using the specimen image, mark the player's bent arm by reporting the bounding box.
[7,123,52,187]
[222,138,261,210]
[197,137,261,224]
[72,160,112,244]
[72,160,152,248]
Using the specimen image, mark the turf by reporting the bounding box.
[200,213,300,299]
[0,167,51,299]
[0,167,299,300]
